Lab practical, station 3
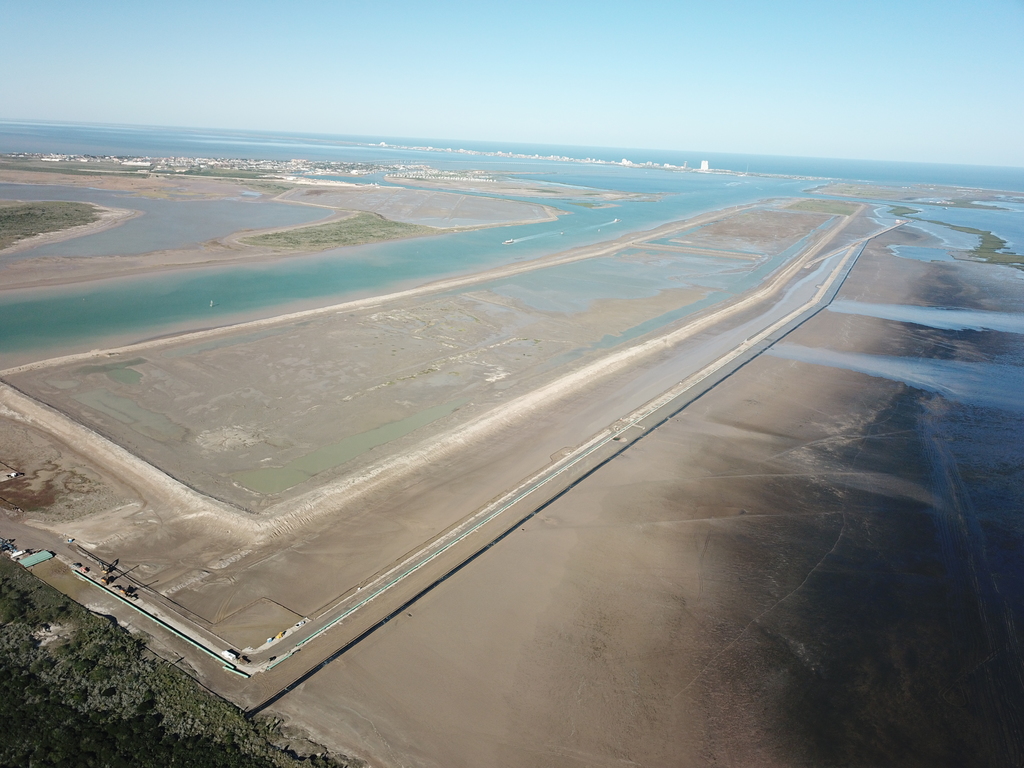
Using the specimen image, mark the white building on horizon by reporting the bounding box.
[700,160,710,171]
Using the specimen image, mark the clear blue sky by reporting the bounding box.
[3,0,1023,166]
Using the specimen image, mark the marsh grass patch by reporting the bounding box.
[786,199,859,216]
[0,200,100,249]
[241,212,438,251]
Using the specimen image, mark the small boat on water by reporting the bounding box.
[503,239,515,245]
[613,218,620,223]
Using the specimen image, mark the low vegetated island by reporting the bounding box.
[0,201,100,250]
[786,199,859,216]
[239,212,439,251]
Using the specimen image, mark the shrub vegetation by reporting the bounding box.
[0,557,361,768]
[786,199,859,216]
[0,201,100,249]
[241,212,436,250]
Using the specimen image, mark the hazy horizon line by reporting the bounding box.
[2,117,1023,173]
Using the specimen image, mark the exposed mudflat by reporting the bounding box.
[268,239,1024,767]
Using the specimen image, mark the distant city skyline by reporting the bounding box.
[3,0,1023,168]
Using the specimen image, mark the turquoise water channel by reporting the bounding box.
[0,174,810,364]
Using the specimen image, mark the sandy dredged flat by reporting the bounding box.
[1,200,875,700]
[6,184,1023,765]
[5,204,832,498]
[271,351,902,768]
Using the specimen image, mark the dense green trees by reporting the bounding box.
[0,559,359,768]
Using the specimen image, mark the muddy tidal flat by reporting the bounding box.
[2,155,1024,768]
[265,220,1024,767]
